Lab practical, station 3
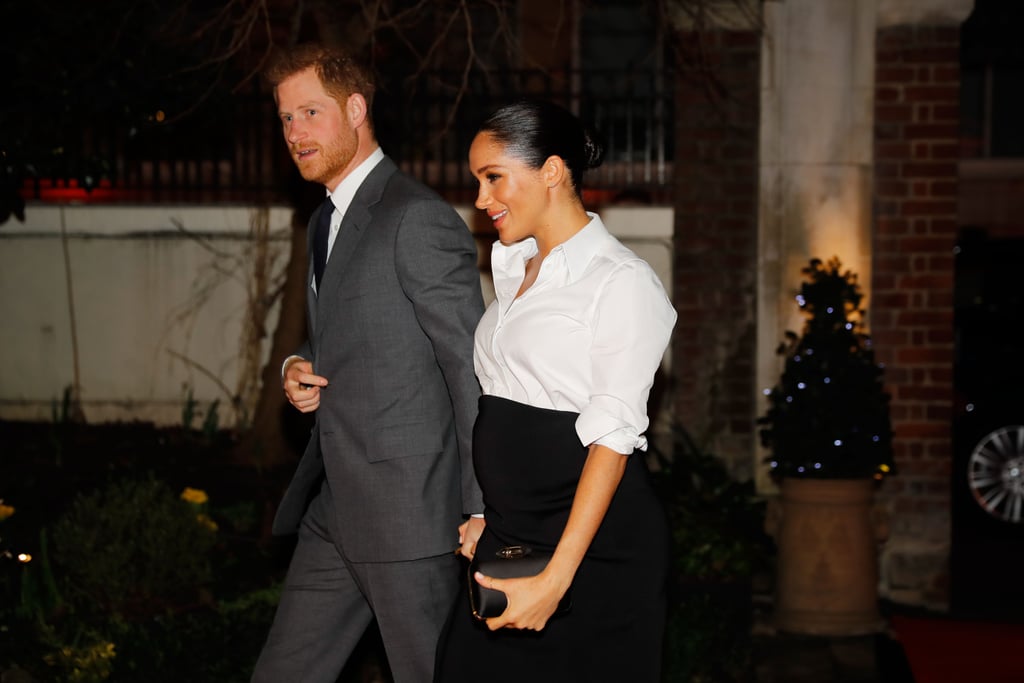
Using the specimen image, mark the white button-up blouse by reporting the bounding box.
[474,213,677,455]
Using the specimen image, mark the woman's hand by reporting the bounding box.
[473,444,628,631]
[474,569,570,632]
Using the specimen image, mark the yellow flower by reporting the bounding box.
[0,503,14,522]
[44,640,116,681]
[180,487,208,505]
[196,513,219,533]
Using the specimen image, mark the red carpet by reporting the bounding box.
[891,615,1024,682]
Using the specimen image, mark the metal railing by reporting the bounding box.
[385,67,675,203]
[24,68,674,205]
[21,87,294,204]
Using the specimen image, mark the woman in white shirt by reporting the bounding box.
[435,100,676,682]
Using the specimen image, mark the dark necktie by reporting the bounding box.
[313,197,333,290]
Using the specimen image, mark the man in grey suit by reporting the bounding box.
[251,43,486,683]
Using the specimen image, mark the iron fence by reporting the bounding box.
[383,67,675,203]
[24,68,674,205]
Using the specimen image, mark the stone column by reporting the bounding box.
[756,0,879,491]
[755,0,971,492]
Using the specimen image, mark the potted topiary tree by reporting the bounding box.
[758,256,895,635]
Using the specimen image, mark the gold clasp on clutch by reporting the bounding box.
[496,545,530,559]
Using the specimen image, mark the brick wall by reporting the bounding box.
[671,29,761,478]
[873,24,960,608]
[671,19,961,610]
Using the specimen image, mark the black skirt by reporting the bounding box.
[435,395,669,683]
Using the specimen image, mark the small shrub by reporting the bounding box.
[50,477,216,617]
[181,387,198,430]
[105,584,280,683]
[16,529,63,623]
[664,587,753,683]
[651,426,771,683]
[42,629,116,683]
[202,399,221,438]
[651,426,770,583]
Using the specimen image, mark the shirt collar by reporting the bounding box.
[489,212,610,292]
[489,237,535,299]
[559,213,609,282]
[326,146,384,214]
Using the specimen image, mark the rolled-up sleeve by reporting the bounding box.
[575,261,677,454]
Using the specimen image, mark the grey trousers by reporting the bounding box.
[251,484,460,683]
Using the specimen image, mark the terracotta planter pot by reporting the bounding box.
[766,478,888,635]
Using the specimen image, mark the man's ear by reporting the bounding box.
[347,93,369,127]
[543,155,568,188]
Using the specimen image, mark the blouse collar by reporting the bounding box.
[490,212,609,288]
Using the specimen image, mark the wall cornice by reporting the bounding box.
[668,0,974,34]
[877,0,973,27]
[668,0,762,31]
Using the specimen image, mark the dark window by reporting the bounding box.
[961,0,1024,158]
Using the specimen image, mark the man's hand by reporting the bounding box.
[457,516,486,561]
[283,359,327,413]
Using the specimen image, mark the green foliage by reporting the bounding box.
[1,423,287,683]
[202,399,221,439]
[17,530,63,624]
[181,388,198,430]
[213,501,259,535]
[651,426,769,682]
[651,427,770,582]
[663,586,753,683]
[49,385,76,466]
[758,257,895,480]
[2,584,279,683]
[181,389,222,440]
[40,626,117,683]
[101,585,279,683]
[51,386,74,425]
[50,477,216,617]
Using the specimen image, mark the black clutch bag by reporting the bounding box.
[468,545,573,620]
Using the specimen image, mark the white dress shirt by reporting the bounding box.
[312,146,386,292]
[474,213,677,454]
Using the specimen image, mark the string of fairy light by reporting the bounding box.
[761,286,893,481]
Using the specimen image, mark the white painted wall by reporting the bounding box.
[0,205,294,425]
[0,203,673,427]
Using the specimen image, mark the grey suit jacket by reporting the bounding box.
[272,156,485,562]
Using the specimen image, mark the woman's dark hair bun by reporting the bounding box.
[478,98,604,196]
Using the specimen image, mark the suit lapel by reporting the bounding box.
[317,202,367,294]
[312,156,397,317]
